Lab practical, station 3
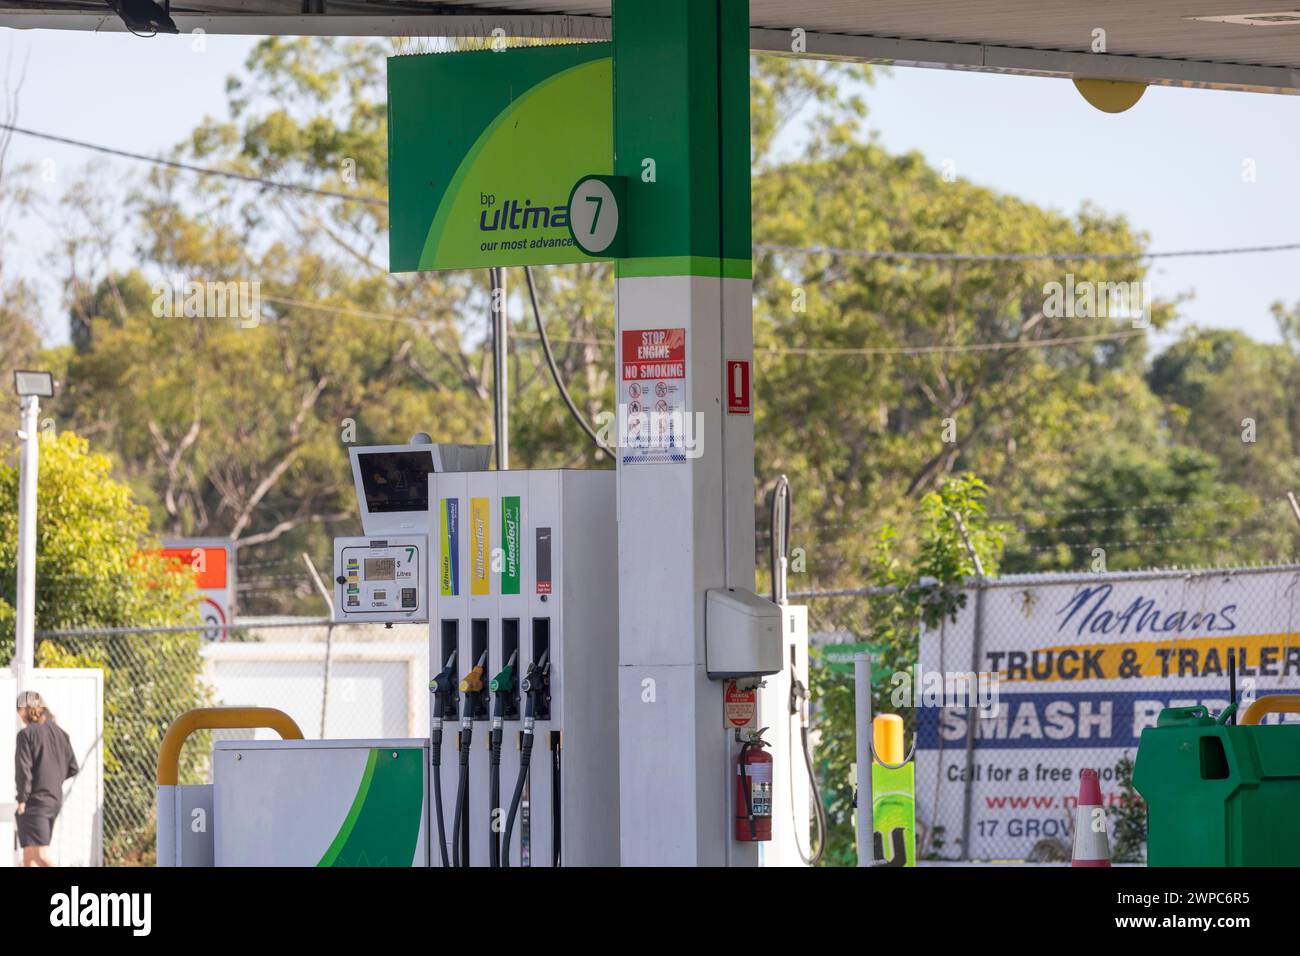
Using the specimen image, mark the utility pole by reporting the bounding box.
[951,510,986,862]
[491,267,509,470]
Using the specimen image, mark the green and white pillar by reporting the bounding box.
[613,0,757,866]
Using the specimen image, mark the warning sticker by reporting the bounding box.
[620,327,689,465]
[724,680,757,729]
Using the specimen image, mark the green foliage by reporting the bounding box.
[808,474,1006,865]
[1111,754,1147,863]
[55,38,619,612]
[0,432,205,864]
[1004,443,1264,572]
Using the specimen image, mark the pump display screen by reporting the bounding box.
[364,557,396,581]
[357,451,435,514]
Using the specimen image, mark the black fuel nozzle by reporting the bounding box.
[520,648,551,722]
[430,649,458,709]
[789,675,809,725]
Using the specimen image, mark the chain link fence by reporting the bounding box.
[34,563,1300,866]
[801,563,1300,863]
[33,618,429,866]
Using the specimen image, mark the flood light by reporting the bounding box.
[13,370,54,398]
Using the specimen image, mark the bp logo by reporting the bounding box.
[502,497,521,594]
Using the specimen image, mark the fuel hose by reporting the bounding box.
[429,649,457,868]
[488,651,518,868]
[451,650,487,867]
[502,649,549,868]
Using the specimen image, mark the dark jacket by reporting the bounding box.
[15,720,79,816]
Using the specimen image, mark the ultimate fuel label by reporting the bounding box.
[439,498,459,596]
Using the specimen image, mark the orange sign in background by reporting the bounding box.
[161,546,228,590]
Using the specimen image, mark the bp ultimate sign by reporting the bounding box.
[916,567,1300,859]
[388,43,612,272]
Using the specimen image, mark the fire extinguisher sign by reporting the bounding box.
[724,679,757,729]
[726,360,750,415]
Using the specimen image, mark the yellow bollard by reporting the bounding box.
[873,714,905,766]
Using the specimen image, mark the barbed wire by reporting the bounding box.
[1016,531,1280,554]
[987,497,1266,519]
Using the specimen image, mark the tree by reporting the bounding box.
[809,474,1007,865]
[0,431,204,864]
[51,38,620,612]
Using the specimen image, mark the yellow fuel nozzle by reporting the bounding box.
[459,650,488,694]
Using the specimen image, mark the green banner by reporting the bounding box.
[501,496,521,595]
[387,44,613,273]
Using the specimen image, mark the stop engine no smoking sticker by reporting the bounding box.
[620,327,688,465]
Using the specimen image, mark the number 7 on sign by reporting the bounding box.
[585,195,603,235]
[566,176,625,258]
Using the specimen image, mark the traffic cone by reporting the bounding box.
[1071,768,1111,867]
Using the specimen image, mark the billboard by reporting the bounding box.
[916,566,1300,859]
[387,43,612,272]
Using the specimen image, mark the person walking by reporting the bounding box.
[14,691,79,867]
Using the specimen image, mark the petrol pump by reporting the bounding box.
[195,437,491,867]
[425,468,620,867]
[755,475,826,866]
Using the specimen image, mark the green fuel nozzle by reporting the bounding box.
[490,650,520,726]
[490,649,519,695]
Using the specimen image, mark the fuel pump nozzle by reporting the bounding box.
[502,648,551,867]
[451,649,489,867]
[487,650,519,868]
[428,649,457,868]
[459,649,489,705]
[520,648,551,718]
[430,649,458,725]
[490,650,519,728]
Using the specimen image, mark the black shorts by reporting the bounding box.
[16,811,55,848]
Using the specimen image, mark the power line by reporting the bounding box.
[758,329,1144,357]
[266,294,1148,357]
[0,122,387,208]
[755,241,1300,262]
[7,122,1298,265]
[260,293,606,348]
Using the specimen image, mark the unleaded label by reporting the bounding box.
[470,497,490,595]
[502,496,521,595]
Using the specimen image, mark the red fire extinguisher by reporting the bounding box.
[735,733,773,842]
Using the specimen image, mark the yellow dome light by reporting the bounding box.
[1073,77,1148,113]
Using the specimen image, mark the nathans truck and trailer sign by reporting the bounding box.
[917,565,1300,860]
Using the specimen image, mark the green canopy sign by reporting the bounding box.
[387,43,613,273]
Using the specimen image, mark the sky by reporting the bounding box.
[1,28,1298,348]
